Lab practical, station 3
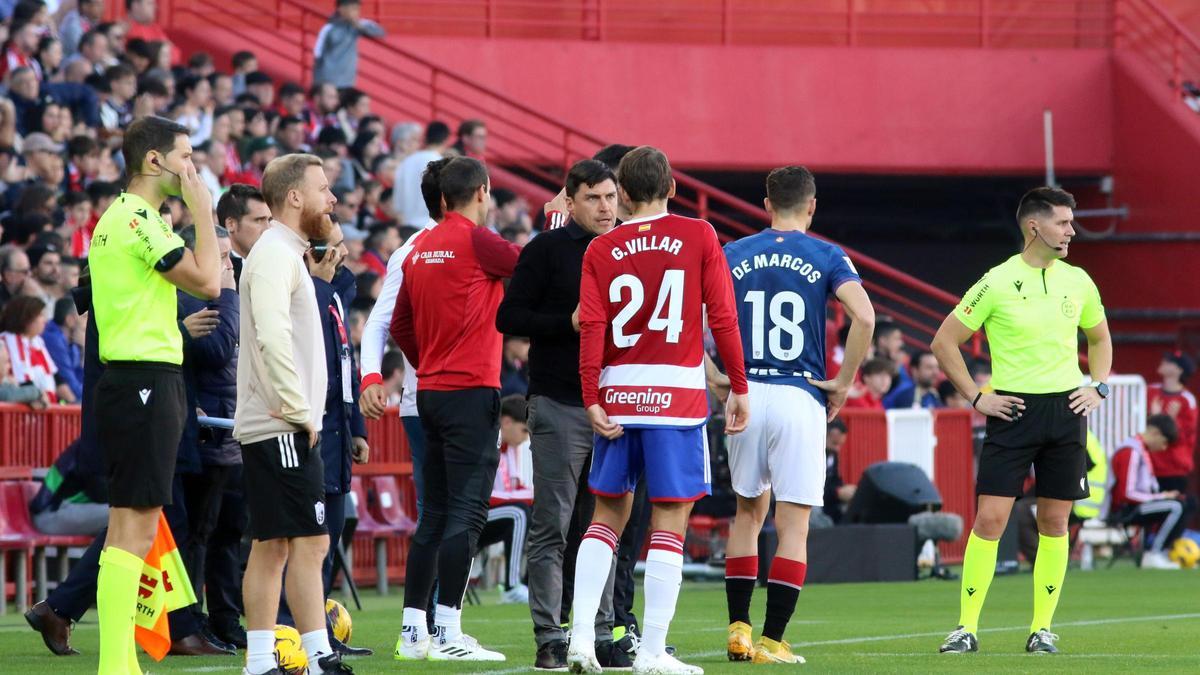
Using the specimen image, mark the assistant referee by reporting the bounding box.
[931,187,1111,656]
[89,117,221,674]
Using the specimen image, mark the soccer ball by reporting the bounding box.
[273,624,308,674]
[326,598,353,644]
[1168,537,1200,569]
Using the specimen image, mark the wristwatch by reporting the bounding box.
[1092,382,1109,399]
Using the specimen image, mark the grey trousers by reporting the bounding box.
[527,395,616,646]
[32,502,109,536]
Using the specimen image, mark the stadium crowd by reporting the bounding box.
[1,0,1197,671]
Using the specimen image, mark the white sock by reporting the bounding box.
[434,603,462,643]
[402,607,429,641]
[245,630,277,675]
[301,629,333,672]
[570,524,619,647]
[641,534,685,658]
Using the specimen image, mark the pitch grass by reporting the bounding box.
[2,562,1198,673]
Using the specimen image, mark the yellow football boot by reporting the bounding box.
[727,621,755,661]
[751,637,805,665]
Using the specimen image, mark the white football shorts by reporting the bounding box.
[726,380,827,505]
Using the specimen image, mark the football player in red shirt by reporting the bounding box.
[567,147,750,675]
[1147,351,1197,493]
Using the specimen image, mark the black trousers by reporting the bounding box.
[49,476,200,640]
[182,464,236,608]
[404,388,501,612]
[207,465,247,625]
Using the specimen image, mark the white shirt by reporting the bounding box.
[391,148,442,227]
[360,222,435,417]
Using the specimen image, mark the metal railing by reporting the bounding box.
[1116,0,1200,99]
[239,0,1113,48]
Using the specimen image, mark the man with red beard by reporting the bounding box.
[234,153,352,674]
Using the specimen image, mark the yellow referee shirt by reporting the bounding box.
[954,254,1104,394]
[88,193,186,365]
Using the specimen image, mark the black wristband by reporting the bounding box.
[972,392,983,410]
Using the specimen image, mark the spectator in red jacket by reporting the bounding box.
[842,357,892,410]
[1147,351,1197,493]
[124,0,181,65]
[1110,415,1196,569]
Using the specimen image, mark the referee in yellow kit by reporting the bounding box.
[89,117,221,674]
[931,187,1112,655]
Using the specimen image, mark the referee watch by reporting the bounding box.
[1091,382,1110,399]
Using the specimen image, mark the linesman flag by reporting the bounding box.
[134,513,197,660]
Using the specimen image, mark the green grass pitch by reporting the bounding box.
[2,562,1197,673]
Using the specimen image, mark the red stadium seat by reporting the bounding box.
[0,482,37,614]
[1,482,93,606]
[348,476,407,594]
[369,476,417,532]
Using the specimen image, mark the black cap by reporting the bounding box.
[1163,351,1196,382]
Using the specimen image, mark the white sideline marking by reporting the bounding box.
[684,611,1200,657]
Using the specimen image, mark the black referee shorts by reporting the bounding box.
[96,362,186,508]
[242,432,328,541]
[976,390,1089,501]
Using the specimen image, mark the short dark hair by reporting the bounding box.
[316,126,348,147]
[617,146,672,204]
[122,116,188,174]
[337,0,361,6]
[104,63,136,85]
[179,74,206,97]
[828,417,847,434]
[125,37,151,60]
[231,50,256,69]
[500,394,528,423]
[565,159,618,199]
[61,190,91,208]
[436,157,489,212]
[491,188,516,208]
[53,297,77,326]
[28,244,59,268]
[67,135,98,159]
[0,296,46,334]
[136,75,169,98]
[217,183,265,227]
[424,120,451,146]
[382,350,404,380]
[245,71,273,86]
[937,380,959,402]
[421,158,449,220]
[340,88,367,109]
[1147,414,1179,446]
[79,28,105,51]
[279,81,305,99]
[278,114,304,131]
[874,321,900,343]
[457,118,485,139]
[187,52,213,69]
[912,350,937,369]
[766,165,816,212]
[1016,187,1076,227]
[592,143,635,171]
[861,358,894,378]
[87,180,121,203]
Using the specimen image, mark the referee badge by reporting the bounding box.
[314,501,326,525]
[1061,299,1077,318]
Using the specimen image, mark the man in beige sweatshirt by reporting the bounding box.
[234,153,351,675]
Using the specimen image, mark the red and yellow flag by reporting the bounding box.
[134,514,197,661]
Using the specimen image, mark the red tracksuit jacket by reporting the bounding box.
[390,213,520,391]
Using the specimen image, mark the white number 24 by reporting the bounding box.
[609,270,685,347]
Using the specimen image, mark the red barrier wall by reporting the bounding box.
[374,38,1114,173]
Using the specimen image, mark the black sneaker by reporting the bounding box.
[332,635,374,657]
[316,652,355,673]
[1025,629,1059,654]
[938,626,979,654]
[212,618,248,650]
[596,640,633,670]
[613,626,674,658]
[535,639,568,670]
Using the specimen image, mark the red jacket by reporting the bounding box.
[390,213,520,391]
[1147,384,1197,477]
